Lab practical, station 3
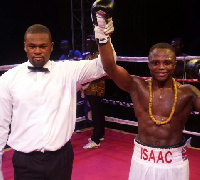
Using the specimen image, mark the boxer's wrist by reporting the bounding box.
[91,0,114,44]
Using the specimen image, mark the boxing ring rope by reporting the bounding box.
[0,56,200,137]
[1,55,200,71]
[139,77,200,83]
[76,99,200,137]
[116,55,200,62]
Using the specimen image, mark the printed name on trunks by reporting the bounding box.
[140,147,172,163]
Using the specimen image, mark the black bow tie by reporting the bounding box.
[28,66,49,72]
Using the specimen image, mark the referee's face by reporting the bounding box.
[24,33,54,67]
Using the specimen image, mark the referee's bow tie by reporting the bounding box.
[28,66,49,72]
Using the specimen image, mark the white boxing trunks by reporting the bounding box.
[129,136,189,180]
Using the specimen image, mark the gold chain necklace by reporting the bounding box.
[148,78,177,125]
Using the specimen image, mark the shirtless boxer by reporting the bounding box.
[92,1,200,179]
[100,43,200,180]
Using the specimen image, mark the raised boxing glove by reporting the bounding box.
[91,0,114,44]
[92,0,114,25]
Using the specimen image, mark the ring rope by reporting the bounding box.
[0,55,200,71]
[116,56,200,62]
[141,77,200,83]
[104,116,200,136]
[76,115,200,137]
[77,99,200,115]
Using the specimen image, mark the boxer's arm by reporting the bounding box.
[186,59,200,112]
[195,96,200,113]
[99,43,134,93]
[191,85,200,112]
[92,0,134,93]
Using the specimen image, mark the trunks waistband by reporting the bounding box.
[133,138,188,165]
[135,135,186,149]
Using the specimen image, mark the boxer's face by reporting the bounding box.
[148,48,176,81]
[24,33,54,67]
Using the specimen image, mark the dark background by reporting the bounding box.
[1,0,200,65]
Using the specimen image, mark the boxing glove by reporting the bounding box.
[91,0,114,44]
[92,0,114,25]
[185,59,200,80]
